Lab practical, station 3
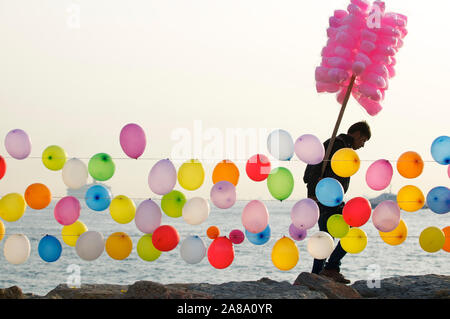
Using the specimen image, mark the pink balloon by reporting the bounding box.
[148,159,177,195]
[290,198,320,230]
[372,200,400,232]
[119,123,146,159]
[365,159,393,191]
[54,196,81,226]
[210,181,236,209]
[241,200,269,234]
[4,129,32,160]
[294,134,325,165]
[229,229,245,245]
[289,223,307,241]
[135,199,162,234]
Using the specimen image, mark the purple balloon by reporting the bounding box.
[210,181,236,209]
[135,199,162,234]
[372,200,401,232]
[289,223,307,241]
[120,123,146,159]
[294,134,325,165]
[365,159,393,191]
[148,159,177,195]
[54,196,81,226]
[4,129,32,160]
[229,229,245,244]
[290,198,320,230]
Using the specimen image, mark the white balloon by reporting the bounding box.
[306,231,335,260]
[62,158,88,189]
[267,129,294,161]
[4,234,31,265]
[75,231,104,261]
[180,235,206,264]
[182,197,210,225]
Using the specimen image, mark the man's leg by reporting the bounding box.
[324,241,347,271]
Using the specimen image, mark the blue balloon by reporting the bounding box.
[431,136,450,165]
[315,177,344,207]
[245,225,271,245]
[38,235,62,262]
[85,184,112,211]
[426,186,450,214]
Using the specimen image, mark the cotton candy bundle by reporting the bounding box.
[315,0,407,116]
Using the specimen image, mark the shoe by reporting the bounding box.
[319,269,351,284]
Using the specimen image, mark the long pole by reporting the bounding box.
[320,74,357,178]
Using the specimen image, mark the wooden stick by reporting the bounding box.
[320,74,357,178]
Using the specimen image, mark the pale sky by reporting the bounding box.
[0,0,449,203]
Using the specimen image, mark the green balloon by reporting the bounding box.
[161,190,186,218]
[88,153,115,181]
[137,234,161,262]
[327,214,350,238]
[267,167,294,201]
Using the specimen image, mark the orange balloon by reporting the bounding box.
[207,226,220,239]
[24,183,52,210]
[212,160,240,186]
[442,226,450,253]
[105,232,133,260]
[396,151,424,179]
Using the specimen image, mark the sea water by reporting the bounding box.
[0,200,448,296]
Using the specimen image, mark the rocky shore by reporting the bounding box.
[0,273,448,299]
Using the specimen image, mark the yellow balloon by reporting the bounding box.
[331,148,360,177]
[61,220,88,247]
[271,237,299,271]
[419,226,445,253]
[178,159,205,191]
[341,228,367,254]
[105,232,133,260]
[109,195,136,224]
[42,145,67,171]
[0,193,26,222]
[396,185,424,212]
[0,219,5,242]
[379,219,408,246]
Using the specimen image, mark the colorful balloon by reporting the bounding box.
[396,185,425,212]
[152,225,180,252]
[379,219,408,246]
[331,148,360,177]
[62,158,88,189]
[4,129,31,160]
[242,200,269,233]
[372,200,401,232]
[135,199,162,234]
[245,225,271,245]
[426,186,450,214]
[61,220,88,247]
[0,155,6,180]
[207,226,220,239]
[430,136,450,165]
[0,193,26,222]
[396,151,424,179]
[267,129,294,161]
[341,228,368,254]
[180,235,207,264]
[267,167,294,201]
[207,237,235,269]
[315,178,344,207]
[307,231,334,260]
[119,123,146,159]
[178,159,205,191]
[38,235,62,262]
[88,153,115,181]
[365,159,393,191]
[137,234,161,262]
[105,232,133,260]
[342,197,371,227]
[289,223,307,241]
[161,190,186,218]
[210,181,236,209]
[246,154,271,182]
[25,183,52,210]
[42,145,67,171]
[229,229,245,244]
[271,237,299,271]
[327,214,350,238]
[294,134,325,165]
[212,160,240,186]
[148,159,177,195]
[290,198,319,230]
[182,197,210,225]
[85,184,112,211]
[109,195,136,224]
[442,226,450,253]
[54,196,81,226]
[3,234,30,265]
[75,231,105,261]
[419,226,445,253]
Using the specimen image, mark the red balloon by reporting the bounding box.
[207,237,235,269]
[0,156,6,180]
[342,197,372,227]
[152,225,180,252]
[245,154,271,182]
[229,229,245,244]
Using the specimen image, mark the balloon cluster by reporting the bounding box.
[316,0,408,115]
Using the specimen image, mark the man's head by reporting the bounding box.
[348,121,371,150]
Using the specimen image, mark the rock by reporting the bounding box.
[351,274,450,299]
[0,286,24,299]
[293,272,362,299]
[45,283,128,299]
[124,281,212,299]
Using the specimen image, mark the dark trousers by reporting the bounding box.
[311,202,347,274]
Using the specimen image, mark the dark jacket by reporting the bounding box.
[303,133,354,199]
